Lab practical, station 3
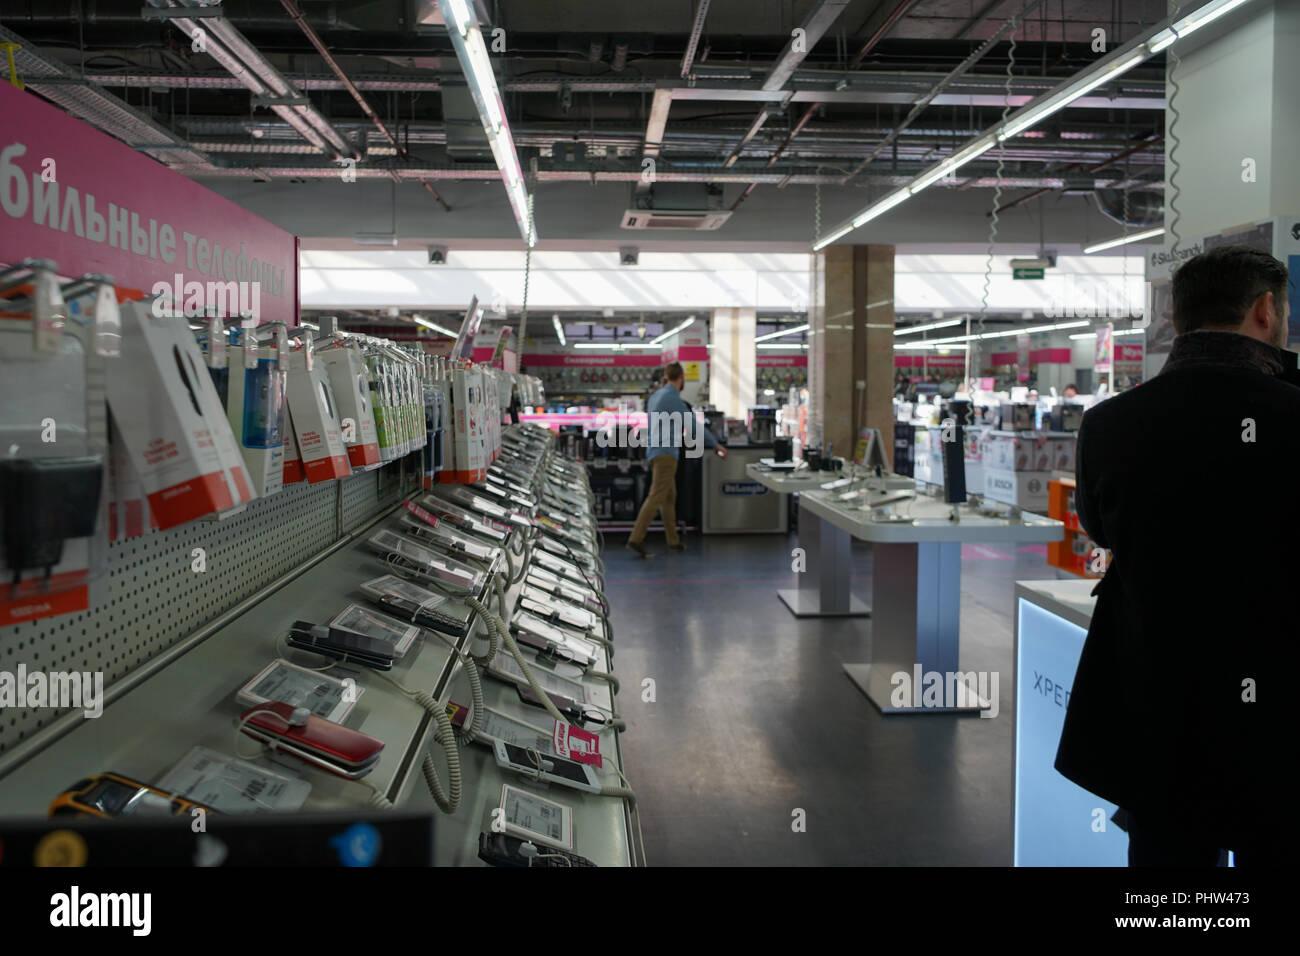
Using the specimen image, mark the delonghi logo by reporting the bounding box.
[721,481,767,496]
[991,478,1014,490]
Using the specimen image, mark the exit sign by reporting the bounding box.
[1013,267,1045,280]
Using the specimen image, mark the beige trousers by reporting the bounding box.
[630,454,679,546]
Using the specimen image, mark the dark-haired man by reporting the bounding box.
[1056,244,1298,865]
[626,362,726,556]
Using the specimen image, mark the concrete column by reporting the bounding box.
[710,306,756,421]
[813,245,896,464]
[1162,0,1300,239]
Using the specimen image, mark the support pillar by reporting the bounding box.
[812,244,896,464]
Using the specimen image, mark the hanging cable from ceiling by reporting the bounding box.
[1164,1,1184,260]
[516,158,538,352]
[975,15,1021,390]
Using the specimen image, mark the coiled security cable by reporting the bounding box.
[1165,1,1183,258]
[981,20,1020,321]
[374,669,462,814]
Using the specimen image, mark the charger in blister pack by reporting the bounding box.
[284,344,351,483]
[317,343,381,469]
[225,343,287,498]
[0,457,103,592]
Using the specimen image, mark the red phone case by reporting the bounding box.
[239,701,384,769]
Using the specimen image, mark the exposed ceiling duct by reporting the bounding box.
[143,0,357,161]
[1093,187,1164,228]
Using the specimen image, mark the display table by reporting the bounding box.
[745,463,871,617]
[702,446,786,534]
[795,490,1064,714]
[1012,579,1126,866]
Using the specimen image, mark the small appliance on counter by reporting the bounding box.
[1048,403,1084,431]
[747,405,777,445]
[704,408,727,446]
[725,419,749,446]
[773,436,793,462]
[999,402,1036,431]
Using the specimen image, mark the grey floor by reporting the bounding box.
[605,527,1060,866]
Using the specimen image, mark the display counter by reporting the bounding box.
[1012,579,1125,866]
[701,445,786,534]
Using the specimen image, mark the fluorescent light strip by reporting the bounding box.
[552,315,566,346]
[812,0,1261,253]
[415,317,459,337]
[754,323,810,343]
[1083,226,1166,254]
[1068,328,1146,340]
[437,0,536,246]
[756,343,809,350]
[921,319,1093,347]
[572,342,660,351]
[894,317,965,336]
[897,342,969,351]
[650,316,696,346]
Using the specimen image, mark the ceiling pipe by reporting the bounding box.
[278,0,450,210]
[146,0,357,160]
[680,0,711,78]
[732,0,925,207]
[988,132,1163,215]
[842,0,1046,184]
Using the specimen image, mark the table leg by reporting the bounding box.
[843,540,986,714]
[777,512,870,618]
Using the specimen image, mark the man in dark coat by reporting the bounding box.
[1055,244,1297,866]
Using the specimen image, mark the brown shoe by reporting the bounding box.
[626,540,649,558]
[668,542,685,552]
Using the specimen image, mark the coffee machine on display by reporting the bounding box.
[748,406,777,445]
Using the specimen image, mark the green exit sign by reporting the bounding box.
[1013,267,1045,280]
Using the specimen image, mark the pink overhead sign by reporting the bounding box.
[0,82,296,318]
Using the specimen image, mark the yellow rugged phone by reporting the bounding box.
[49,772,213,819]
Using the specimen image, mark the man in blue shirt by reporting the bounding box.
[627,363,727,556]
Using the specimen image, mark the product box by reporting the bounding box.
[317,343,381,469]
[441,365,487,483]
[225,345,287,498]
[105,301,255,528]
[283,404,305,484]
[983,468,1051,512]
[1048,436,1077,472]
[284,348,351,484]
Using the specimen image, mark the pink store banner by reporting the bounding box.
[0,82,297,320]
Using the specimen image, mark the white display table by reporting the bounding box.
[795,490,1064,714]
[745,463,912,619]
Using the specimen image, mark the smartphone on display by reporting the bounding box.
[487,649,588,703]
[525,569,603,614]
[492,740,600,794]
[397,514,499,563]
[415,494,510,542]
[512,609,599,663]
[237,658,360,721]
[366,529,483,594]
[329,603,420,658]
[451,704,556,754]
[49,772,213,819]
[358,574,469,637]
[286,620,396,671]
[519,588,596,632]
[238,701,384,779]
[498,784,575,850]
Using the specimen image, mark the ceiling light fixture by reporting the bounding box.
[435,0,536,247]
[813,0,1261,252]
[1083,226,1166,254]
[754,323,810,343]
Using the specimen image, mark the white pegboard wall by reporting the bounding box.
[0,463,407,757]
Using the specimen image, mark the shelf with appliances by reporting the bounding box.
[1045,477,1106,578]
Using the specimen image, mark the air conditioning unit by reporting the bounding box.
[620,209,731,230]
